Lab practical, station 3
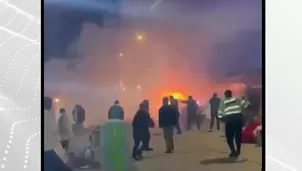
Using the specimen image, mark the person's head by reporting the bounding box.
[139,103,144,110]
[114,100,119,105]
[224,90,233,98]
[162,97,169,105]
[169,95,175,101]
[188,96,193,100]
[44,97,52,110]
[212,93,217,98]
[143,99,149,105]
[59,108,66,114]
[142,99,149,109]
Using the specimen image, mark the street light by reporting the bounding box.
[136,33,145,41]
[137,35,143,40]
[54,98,60,103]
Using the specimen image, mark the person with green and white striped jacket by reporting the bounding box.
[218,90,250,158]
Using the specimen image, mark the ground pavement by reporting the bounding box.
[76,119,261,171]
[136,128,261,171]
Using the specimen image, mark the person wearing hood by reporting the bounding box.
[58,108,72,152]
[44,97,73,171]
[131,103,152,160]
[108,100,124,120]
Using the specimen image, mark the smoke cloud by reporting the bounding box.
[44,0,262,125]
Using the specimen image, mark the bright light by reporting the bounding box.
[119,53,123,56]
[136,85,142,90]
[136,35,143,40]
[54,98,59,103]
[171,92,186,101]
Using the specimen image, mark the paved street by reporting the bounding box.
[78,120,261,171]
[135,129,261,171]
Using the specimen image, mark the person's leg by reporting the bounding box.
[169,126,174,151]
[132,138,140,158]
[195,115,201,130]
[187,115,192,130]
[225,123,236,156]
[215,115,220,130]
[163,128,170,152]
[176,116,182,134]
[142,131,152,151]
[234,121,244,156]
[165,126,174,153]
[209,112,215,131]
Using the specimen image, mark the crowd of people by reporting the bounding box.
[44,89,262,170]
[126,90,262,160]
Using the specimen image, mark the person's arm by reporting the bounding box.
[179,100,188,104]
[239,98,250,108]
[158,108,162,128]
[132,113,138,127]
[217,100,225,118]
[120,107,124,120]
[174,109,179,125]
[108,106,112,119]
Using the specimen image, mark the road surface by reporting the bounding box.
[73,119,261,171]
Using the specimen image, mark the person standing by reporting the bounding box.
[209,93,221,132]
[218,90,250,157]
[108,100,124,120]
[44,97,73,171]
[181,96,199,130]
[158,97,178,153]
[131,103,152,160]
[141,99,154,151]
[169,95,181,134]
[58,108,72,153]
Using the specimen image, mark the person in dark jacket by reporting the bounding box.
[108,100,124,120]
[169,95,181,134]
[181,96,200,130]
[158,97,178,153]
[132,103,152,160]
[209,93,221,131]
[141,99,154,151]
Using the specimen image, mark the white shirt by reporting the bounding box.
[58,112,72,140]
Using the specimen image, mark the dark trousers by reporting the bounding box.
[142,131,151,149]
[132,138,143,157]
[163,126,174,151]
[224,114,243,154]
[175,116,182,134]
[210,111,220,130]
[187,115,201,130]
